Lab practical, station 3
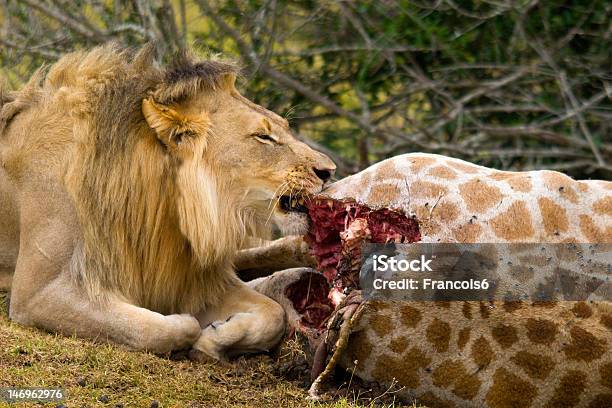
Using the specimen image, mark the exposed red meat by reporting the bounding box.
[305,198,421,290]
[285,197,421,331]
[284,271,334,329]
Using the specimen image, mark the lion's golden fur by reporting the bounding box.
[1,44,266,314]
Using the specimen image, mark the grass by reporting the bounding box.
[0,292,415,408]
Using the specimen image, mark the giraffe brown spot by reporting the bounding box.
[389,336,409,354]
[464,379,484,402]
[511,350,555,380]
[370,354,413,388]
[508,243,533,254]
[588,394,612,408]
[502,300,522,313]
[526,318,557,345]
[400,304,422,328]
[344,330,373,368]
[432,359,461,387]
[508,265,534,282]
[459,179,503,213]
[572,302,593,318]
[491,324,519,349]
[490,201,535,241]
[373,160,404,181]
[580,214,612,242]
[435,301,451,309]
[370,313,393,338]
[519,254,551,266]
[542,171,579,204]
[563,326,606,362]
[355,171,373,191]
[418,391,456,408]
[367,184,400,207]
[486,367,537,408]
[479,302,491,318]
[426,318,451,352]
[372,347,431,389]
[488,172,513,181]
[411,180,448,199]
[554,245,579,262]
[414,206,440,237]
[471,336,494,368]
[402,346,432,369]
[431,201,460,224]
[448,160,481,174]
[538,197,569,236]
[408,156,436,173]
[532,300,558,308]
[369,300,390,312]
[457,327,471,350]
[600,314,612,330]
[593,196,612,216]
[601,362,612,389]
[432,360,481,401]
[428,165,458,179]
[490,172,533,192]
[506,175,532,192]
[462,302,472,319]
[545,370,586,408]
[478,243,499,261]
[452,223,482,243]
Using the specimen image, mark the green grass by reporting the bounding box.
[0,292,414,407]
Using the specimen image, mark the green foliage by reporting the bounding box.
[1,0,610,177]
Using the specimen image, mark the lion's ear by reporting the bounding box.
[220,72,237,91]
[142,98,208,148]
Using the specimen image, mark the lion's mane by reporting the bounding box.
[1,44,264,314]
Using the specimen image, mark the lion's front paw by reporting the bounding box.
[156,314,201,352]
[191,323,226,360]
[170,313,202,345]
[188,348,220,363]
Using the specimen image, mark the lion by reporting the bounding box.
[0,43,335,358]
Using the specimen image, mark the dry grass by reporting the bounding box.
[0,292,415,408]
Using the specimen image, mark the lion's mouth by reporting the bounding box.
[279,195,308,214]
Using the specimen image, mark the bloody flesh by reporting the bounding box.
[284,272,334,329]
[306,198,421,283]
[285,197,421,329]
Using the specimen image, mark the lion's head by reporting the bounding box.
[141,58,335,238]
[0,44,334,314]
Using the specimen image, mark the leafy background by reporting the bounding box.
[1,0,611,178]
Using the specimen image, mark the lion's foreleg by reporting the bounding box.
[10,271,201,353]
[192,282,286,360]
[235,235,316,281]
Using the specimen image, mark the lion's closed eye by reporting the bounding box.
[253,133,278,145]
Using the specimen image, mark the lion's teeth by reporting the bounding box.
[291,198,297,207]
[298,198,305,206]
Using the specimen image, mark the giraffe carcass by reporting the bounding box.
[249,153,612,407]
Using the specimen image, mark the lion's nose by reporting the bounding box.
[313,166,334,182]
